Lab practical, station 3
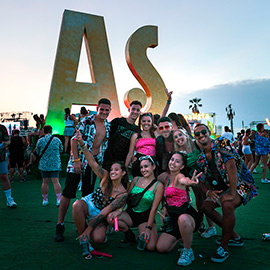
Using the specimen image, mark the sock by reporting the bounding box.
[56,193,61,201]
[4,189,12,200]
[42,194,48,201]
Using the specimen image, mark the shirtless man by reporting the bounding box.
[54,98,111,242]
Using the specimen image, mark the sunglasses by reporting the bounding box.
[194,129,207,137]
[174,132,184,138]
[139,155,155,165]
[158,125,171,131]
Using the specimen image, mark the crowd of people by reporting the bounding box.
[1,91,269,266]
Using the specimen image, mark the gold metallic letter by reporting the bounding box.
[125,26,167,113]
[46,10,120,134]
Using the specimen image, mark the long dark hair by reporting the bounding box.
[173,151,188,177]
[138,112,155,138]
[104,162,129,200]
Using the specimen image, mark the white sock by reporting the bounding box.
[4,189,12,200]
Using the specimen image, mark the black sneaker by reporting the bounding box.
[215,237,244,247]
[54,223,65,242]
[198,222,206,235]
[118,231,136,248]
[211,246,229,263]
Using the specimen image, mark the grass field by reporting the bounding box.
[0,166,270,270]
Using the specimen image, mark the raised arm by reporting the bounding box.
[75,130,108,180]
[125,133,138,168]
[160,89,173,118]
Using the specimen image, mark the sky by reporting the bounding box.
[1,0,270,128]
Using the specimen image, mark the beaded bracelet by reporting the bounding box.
[73,158,80,162]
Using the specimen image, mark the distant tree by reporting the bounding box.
[225,104,235,134]
[189,98,202,114]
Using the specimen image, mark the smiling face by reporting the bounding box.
[97,103,111,120]
[194,125,211,146]
[140,159,155,178]
[110,163,125,181]
[173,130,187,147]
[140,115,152,131]
[158,121,172,139]
[168,153,184,173]
[128,104,141,122]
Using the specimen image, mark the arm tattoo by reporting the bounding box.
[97,165,105,177]
[109,194,128,211]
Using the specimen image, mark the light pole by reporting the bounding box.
[225,104,235,134]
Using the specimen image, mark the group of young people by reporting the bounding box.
[52,92,257,266]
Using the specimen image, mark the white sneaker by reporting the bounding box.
[7,198,17,208]
[177,248,194,266]
[261,179,270,184]
[42,200,49,206]
[200,226,217,239]
[56,199,61,207]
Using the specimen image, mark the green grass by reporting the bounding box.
[0,167,270,270]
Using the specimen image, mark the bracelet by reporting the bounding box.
[167,100,171,104]
[73,158,80,162]
[80,144,87,151]
[145,225,152,230]
[206,190,210,197]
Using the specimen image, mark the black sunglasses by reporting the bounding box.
[194,129,207,137]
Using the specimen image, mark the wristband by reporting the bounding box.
[145,225,152,230]
[80,144,87,151]
[73,158,80,162]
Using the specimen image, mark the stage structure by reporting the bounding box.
[46,10,167,134]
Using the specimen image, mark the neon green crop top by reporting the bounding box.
[130,178,159,213]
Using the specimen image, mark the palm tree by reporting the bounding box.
[189,98,202,114]
[225,104,235,134]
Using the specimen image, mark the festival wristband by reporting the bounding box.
[73,159,80,162]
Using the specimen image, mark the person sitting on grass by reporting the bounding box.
[156,151,202,267]
[72,130,128,256]
[108,156,163,251]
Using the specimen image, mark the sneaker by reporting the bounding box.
[211,246,229,263]
[198,222,206,235]
[177,248,195,266]
[54,223,65,242]
[261,179,270,184]
[79,238,94,256]
[42,200,49,206]
[7,198,17,208]
[56,199,61,207]
[262,233,270,241]
[118,231,136,248]
[216,237,244,247]
[201,226,217,239]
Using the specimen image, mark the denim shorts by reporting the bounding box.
[41,171,60,178]
[81,193,101,219]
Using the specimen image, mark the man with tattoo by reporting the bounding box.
[54,98,111,242]
[194,123,257,263]
[72,131,129,256]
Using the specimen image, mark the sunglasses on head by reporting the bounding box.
[194,129,207,137]
[158,125,171,131]
[139,155,155,165]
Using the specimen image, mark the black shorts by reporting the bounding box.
[166,203,202,240]
[62,164,97,198]
[126,206,151,228]
[9,153,24,168]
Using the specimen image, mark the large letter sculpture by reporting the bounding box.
[46,10,120,134]
[124,26,167,113]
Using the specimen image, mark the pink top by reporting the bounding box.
[135,137,156,156]
[165,178,188,207]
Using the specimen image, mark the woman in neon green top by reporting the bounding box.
[109,156,164,250]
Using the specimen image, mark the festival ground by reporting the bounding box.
[0,166,269,270]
